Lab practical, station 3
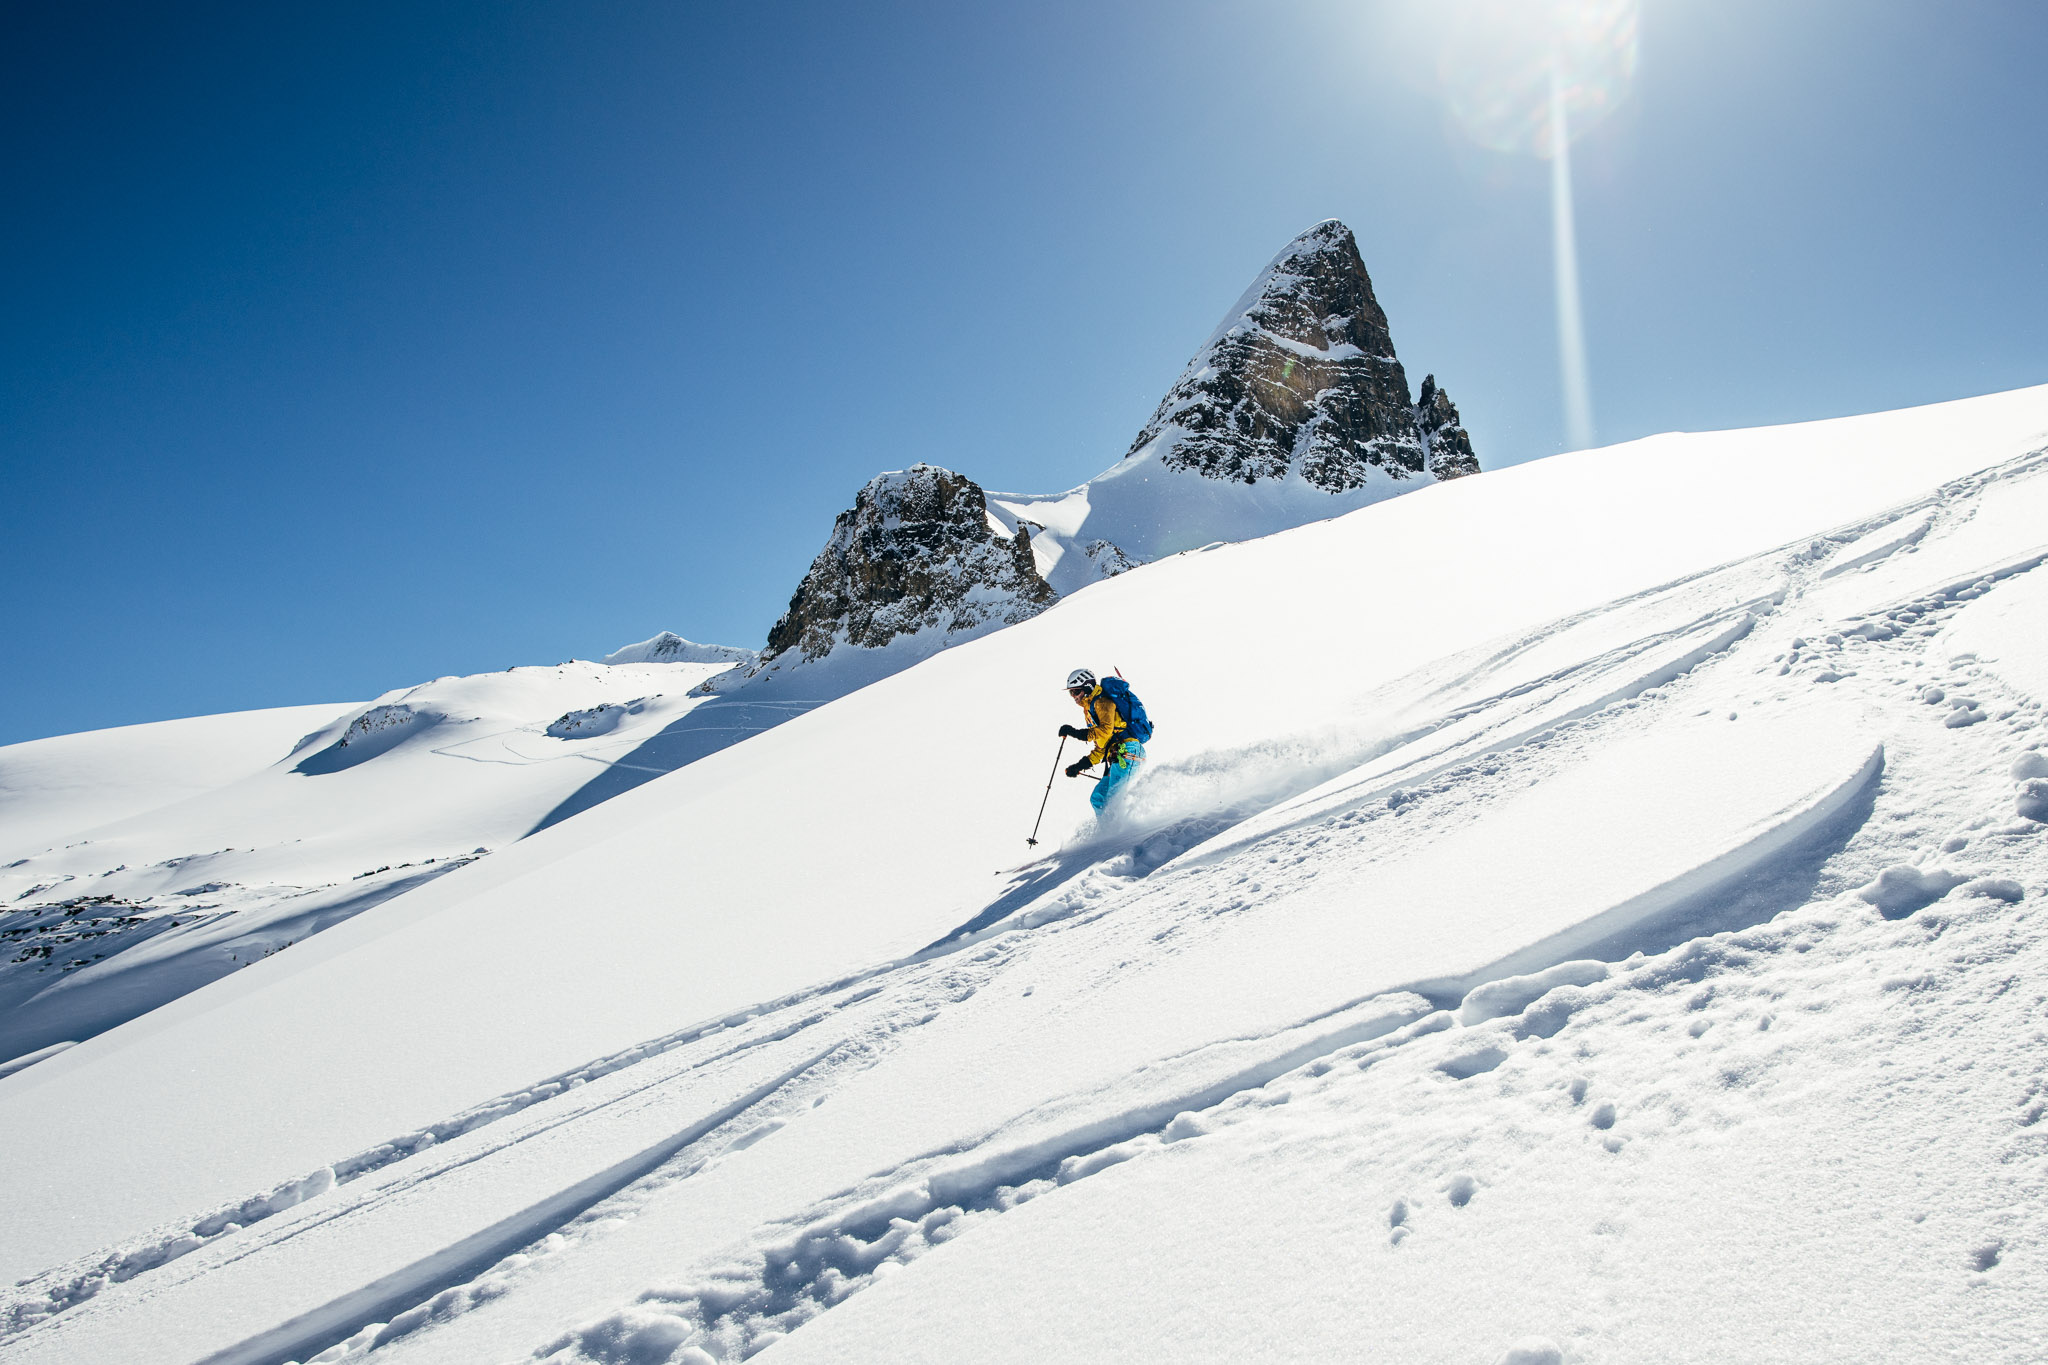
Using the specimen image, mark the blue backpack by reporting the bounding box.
[1099,675,1154,743]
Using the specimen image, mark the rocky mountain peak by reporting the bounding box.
[687,224,1482,689]
[1126,219,1478,493]
[758,464,1056,668]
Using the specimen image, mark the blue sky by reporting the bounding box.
[5,1,2045,745]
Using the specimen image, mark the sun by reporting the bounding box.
[1436,0,1640,158]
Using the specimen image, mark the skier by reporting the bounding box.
[1058,667,1150,815]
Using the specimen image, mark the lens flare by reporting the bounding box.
[1433,0,1636,450]
[1437,0,1639,158]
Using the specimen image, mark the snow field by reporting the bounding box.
[759,486,2048,1362]
[0,704,351,860]
[771,869,2047,1364]
[2,387,2047,1363]
[0,660,737,1065]
[370,431,2047,1363]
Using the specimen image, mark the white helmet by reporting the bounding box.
[1065,668,1096,691]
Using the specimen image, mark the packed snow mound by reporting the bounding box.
[600,632,755,667]
[545,698,658,738]
[3,383,2048,1365]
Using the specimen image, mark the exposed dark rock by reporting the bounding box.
[762,465,1057,664]
[1127,220,1478,491]
[1416,374,1481,481]
[1080,539,1137,578]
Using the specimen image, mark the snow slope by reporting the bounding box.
[0,659,739,1065]
[2,385,2047,1364]
[1939,558,2048,701]
[0,704,349,858]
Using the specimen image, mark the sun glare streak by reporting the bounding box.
[1550,65,1595,451]
[1431,0,1636,450]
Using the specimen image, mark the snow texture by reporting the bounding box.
[3,383,2048,1365]
[0,659,736,1064]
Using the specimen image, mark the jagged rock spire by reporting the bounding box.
[761,465,1056,665]
[1126,220,1478,492]
[1416,374,1481,480]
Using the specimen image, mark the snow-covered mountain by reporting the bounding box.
[990,218,1479,597]
[602,634,757,667]
[0,220,1472,1061]
[1125,218,1476,491]
[706,219,1475,699]
[515,220,1481,816]
[2,384,2044,1365]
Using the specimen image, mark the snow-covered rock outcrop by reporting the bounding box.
[736,464,1057,681]
[545,698,656,738]
[601,632,755,667]
[293,702,443,774]
[511,467,1061,820]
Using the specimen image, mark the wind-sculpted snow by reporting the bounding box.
[769,866,2045,1363]
[4,388,2048,1365]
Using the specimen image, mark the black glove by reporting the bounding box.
[1058,724,1087,740]
[1065,758,1090,778]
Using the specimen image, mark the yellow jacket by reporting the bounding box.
[1075,686,1127,765]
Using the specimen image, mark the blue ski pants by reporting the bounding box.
[1091,740,1145,814]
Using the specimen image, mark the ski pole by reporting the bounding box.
[1026,736,1066,846]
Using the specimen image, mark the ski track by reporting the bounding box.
[6,452,2047,1365]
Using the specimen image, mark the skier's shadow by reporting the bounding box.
[934,857,1092,945]
[919,812,1244,955]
